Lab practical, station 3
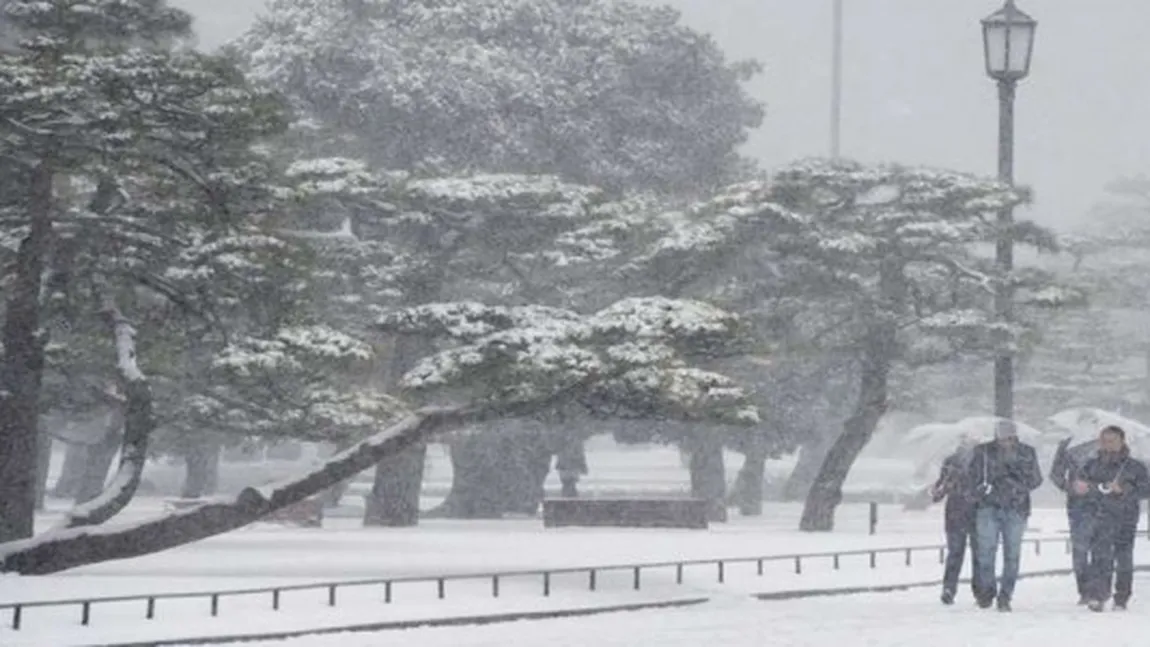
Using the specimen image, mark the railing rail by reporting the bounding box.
[0,535,1074,631]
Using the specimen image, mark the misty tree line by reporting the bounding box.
[0,0,1134,575]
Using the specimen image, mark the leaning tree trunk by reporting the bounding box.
[181,434,221,499]
[0,166,53,542]
[686,432,728,523]
[0,399,563,575]
[58,305,154,530]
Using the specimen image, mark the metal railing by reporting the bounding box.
[0,535,1073,631]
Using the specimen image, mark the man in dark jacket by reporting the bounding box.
[1049,436,1098,604]
[1074,426,1150,612]
[966,421,1043,612]
[930,434,979,605]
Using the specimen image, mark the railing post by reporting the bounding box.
[328,585,337,607]
[12,605,22,630]
[675,563,683,584]
[717,561,725,583]
[794,556,802,574]
[210,594,219,617]
[146,597,155,620]
[384,581,393,604]
[82,601,91,626]
[869,551,876,569]
[757,559,764,576]
[905,549,912,566]
[633,566,641,590]
[1034,539,1041,556]
[869,502,878,535]
[492,575,500,598]
[939,546,945,564]
[833,554,840,570]
[543,572,551,597]
[589,569,598,591]
[437,578,445,600]
[272,589,281,610]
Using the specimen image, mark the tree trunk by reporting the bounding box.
[687,433,728,523]
[734,444,768,516]
[0,402,553,575]
[555,435,588,499]
[181,435,221,499]
[364,439,427,526]
[432,428,552,519]
[799,259,902,533]
[59,306,154,530]
[74,423,122,505]
[365,334,431,526]
[0,166,53,542]
[35,431,52,511]
[52,442,88,498]
[782,431,833,501]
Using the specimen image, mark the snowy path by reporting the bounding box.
[240,574,1150,647]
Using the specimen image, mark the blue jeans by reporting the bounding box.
[1068,509,1092,597]
[975,506,1026,602]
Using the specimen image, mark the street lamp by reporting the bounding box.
[981,0,1036,422]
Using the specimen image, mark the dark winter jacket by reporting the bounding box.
[931,450,977,532]
[965,440,1044,517]
[1077,448,1150,527]
[1049,438,1097,513]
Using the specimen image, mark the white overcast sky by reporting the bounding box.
[174,0,1150,230]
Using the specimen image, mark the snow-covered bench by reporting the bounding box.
[541,497,709,530]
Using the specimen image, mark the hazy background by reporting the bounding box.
[173,0,1150,230]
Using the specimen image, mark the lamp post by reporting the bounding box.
[981,0,1036,422]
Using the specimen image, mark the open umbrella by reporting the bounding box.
[903,417,1043,491]
[1047,408,1150,458]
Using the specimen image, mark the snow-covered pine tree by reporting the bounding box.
[233,0,763,194]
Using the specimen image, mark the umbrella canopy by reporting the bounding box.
[904,416,1044,477]
[1046,408,1150,457]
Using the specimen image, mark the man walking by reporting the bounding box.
[930,434,979,605]
[1075,426,1150,612]
[1050,436,1097,604]
[966,422,1043,611]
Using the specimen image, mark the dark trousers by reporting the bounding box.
[1086,517,1134,602]
[1114,523,1135,605]
[1068,508,1091,597]
[943,524,979,596]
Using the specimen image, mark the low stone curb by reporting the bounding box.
[100,597,711,647]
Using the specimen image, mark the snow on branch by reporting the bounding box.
[376,297,759,425]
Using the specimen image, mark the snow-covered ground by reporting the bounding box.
[243,574,1150,647]
[0,500,1122,646]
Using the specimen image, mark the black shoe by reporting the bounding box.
[1114,601,1127,611]
[977,597,995,609]
[1077,596,1089,606]
[1087,600,1105,612]
[996,597,1012,612]
[941,590,955,605]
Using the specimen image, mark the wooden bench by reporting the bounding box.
[261,497,325,528]
[542,497,709,530]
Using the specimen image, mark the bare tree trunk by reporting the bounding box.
[35,431,52,511]
[181,434,221,499]
[1,401,557,575]
[52,442,88,498]
[686,433,728,523]
[0,166,53,542]
[365,335,430,527]
[734,443,768,516]
[432,428,552,519]
[800,265,901,532]
[74,425,121,505]
[59,306,154,530]
[782,431,833,501]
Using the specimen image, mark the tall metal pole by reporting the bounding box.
[993,79,1016,420]
[830,0,843,158]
